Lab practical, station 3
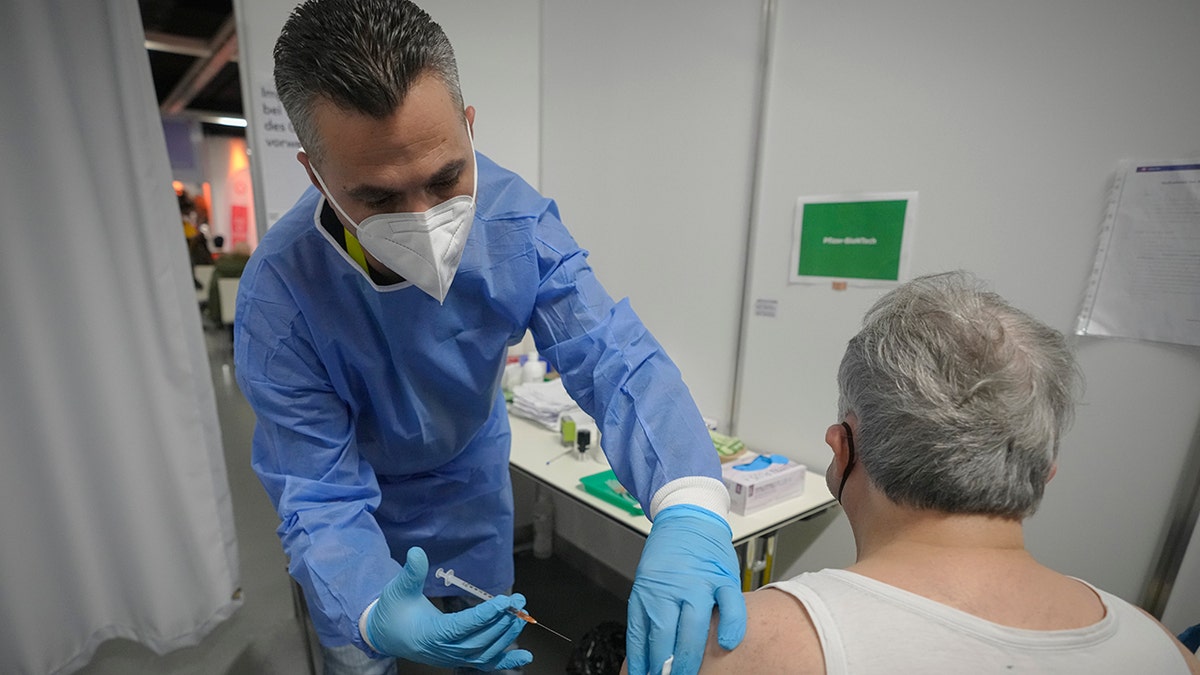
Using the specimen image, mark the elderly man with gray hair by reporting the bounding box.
[692,271,1200,674]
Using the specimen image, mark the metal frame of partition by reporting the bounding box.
[1142,419,1200,620]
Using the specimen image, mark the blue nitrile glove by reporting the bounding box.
[627,505,747,675]
[363,547,532,671]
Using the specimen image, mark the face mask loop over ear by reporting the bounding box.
[837,421,856,502]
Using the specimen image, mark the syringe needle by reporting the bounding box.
[511,609,571,641]
[530,619,572,642]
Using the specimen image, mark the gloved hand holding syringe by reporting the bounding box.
[436,567,572,642]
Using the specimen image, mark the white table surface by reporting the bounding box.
[507,413,838,546]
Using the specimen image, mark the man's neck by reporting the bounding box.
[850,494,1028,564]
[843,495,1111,632]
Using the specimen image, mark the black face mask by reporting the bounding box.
[837,421,856,502]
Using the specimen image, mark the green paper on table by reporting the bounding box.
[710,429,747,462]
[579,470,644,516]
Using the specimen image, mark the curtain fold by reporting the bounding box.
[0,1,241,673]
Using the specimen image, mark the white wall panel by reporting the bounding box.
[541,1,764,427]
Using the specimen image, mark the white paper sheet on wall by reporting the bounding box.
[249,73,311,228]
[1076,159,1200,347]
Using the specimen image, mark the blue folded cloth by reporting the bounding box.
[1179,623,1200,654]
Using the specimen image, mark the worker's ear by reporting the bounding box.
[297,150,324,195]
[1047,463,1058,483]
[465,105,476,136]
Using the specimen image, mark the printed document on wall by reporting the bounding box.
[1076,159,1200,347]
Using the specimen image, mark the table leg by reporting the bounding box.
[739,532,781,591]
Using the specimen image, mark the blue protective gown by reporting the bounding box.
[233,153,721,650]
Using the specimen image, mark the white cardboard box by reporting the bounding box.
[721,453,807,516]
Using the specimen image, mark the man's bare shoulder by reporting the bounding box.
[699,587,825,674]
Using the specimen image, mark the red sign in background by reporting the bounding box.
[230,205,248,245]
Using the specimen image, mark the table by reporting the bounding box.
[507,414,838,590]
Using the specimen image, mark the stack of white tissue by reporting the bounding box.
[510,378,594,431]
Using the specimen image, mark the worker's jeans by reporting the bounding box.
[319,595,524,675]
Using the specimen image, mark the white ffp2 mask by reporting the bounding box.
[312,130,477,304]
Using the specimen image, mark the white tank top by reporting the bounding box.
[767,569,1189,674]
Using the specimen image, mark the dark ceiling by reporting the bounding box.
[139,0,245,134]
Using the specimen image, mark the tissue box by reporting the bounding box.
[721,454,806,516]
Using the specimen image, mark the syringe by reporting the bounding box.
[435,568,571,642]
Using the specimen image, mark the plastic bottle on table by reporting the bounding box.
[522,350,547,383]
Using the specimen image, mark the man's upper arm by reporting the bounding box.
[698,588,825,674]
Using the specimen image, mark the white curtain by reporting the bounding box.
[0,1,240,673]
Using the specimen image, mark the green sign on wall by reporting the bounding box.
[790,193,917,284]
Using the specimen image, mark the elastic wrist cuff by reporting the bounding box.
[359,599,381,653]
[649,476,730,520]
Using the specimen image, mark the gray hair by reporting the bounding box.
[273,0,464,165]
[837,271,1080,518]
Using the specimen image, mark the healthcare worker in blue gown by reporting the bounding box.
[233,1,746,674]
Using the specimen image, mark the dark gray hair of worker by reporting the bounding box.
[273,0,464,166]
[836,271,1080,519]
